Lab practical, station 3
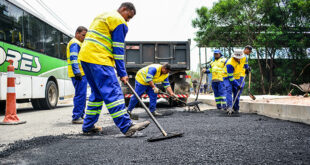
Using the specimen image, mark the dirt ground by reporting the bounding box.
[252,96,310,106]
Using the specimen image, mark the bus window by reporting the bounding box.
[59,34,70,60]
[44,24,59,58]
[0,0,23,46]
[23,13,45,53]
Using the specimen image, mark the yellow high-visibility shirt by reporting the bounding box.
[225,57,247,81]
[209,57,227,81]
[136,64,169,86]
[79,11,127,68]
[66,38,84,77]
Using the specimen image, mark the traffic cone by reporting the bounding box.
[0,60,26,125]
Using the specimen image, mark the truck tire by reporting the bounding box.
[31,81,58,110]
[168,97,188,107]
[125,98,130,106]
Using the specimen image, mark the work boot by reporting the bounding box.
[151,111,163,117]
[125,121,150,137]
[72,118,84,124]
[83,126,103,135]
[127,110,139,120]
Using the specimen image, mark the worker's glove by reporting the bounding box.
[171,94,178,100]
[237,82,245,90]
[153,87,159,93]
[245,67,251,75]
[74,73,82,80]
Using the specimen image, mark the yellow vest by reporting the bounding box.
[136,64,169,86]
[210,57,227,81]
[79,11,127,66]
[225,57,247,79]
[66,38,84,77]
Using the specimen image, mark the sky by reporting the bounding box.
[13,0,218,71]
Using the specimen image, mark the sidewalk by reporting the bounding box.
[189,94,310,125]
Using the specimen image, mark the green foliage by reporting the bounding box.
[192,0,310,95]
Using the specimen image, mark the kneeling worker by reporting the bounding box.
[127,64,177,117]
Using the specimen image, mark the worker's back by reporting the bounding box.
[79,11,128,67]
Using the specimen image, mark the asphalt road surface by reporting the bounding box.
[0,105,310,164]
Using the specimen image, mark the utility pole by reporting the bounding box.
[199,47,201,72]
[205,47,207,63]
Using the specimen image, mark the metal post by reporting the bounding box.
[199,47,201,71]
[205,47,207,63]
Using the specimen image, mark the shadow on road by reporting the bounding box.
[0,104,73,116]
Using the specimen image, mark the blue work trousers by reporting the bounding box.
[211,81,227,109]
[127,81,158,113]
[81,61,132,134]
[71,76,87,120]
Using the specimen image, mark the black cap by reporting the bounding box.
[245,45,253,51]
[163,64,172,71]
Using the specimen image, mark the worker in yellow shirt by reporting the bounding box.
[66,26,88,124]
[203,50,227,110]
[78,2,150,136]
[127,64,177,117]
[225,49,250,114]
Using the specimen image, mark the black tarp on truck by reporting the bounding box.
[121,40,191,106]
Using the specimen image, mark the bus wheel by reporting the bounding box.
[0,101,6,114]
[31,99,42,110]
[43,81,58,109]
[32,81,58,110]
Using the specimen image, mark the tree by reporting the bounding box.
[192,0,310,94]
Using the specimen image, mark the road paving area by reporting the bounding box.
[0,100,310,164]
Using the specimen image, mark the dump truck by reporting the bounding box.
[121,40,191,106]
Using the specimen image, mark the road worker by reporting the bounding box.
[242,45,252,77]
[66,26,88,124]
[78,2,150,136]
[225,49,250,114]
[203,50,227,110]
[127,64,177,117]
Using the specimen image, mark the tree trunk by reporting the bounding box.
[256,48,266,94]
[268,48,276,94]
[268,57,273,94]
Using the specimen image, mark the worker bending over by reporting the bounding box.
[66,26,88,124]
[225,49,250,114]
[127,64,177,117]
[78,2,150,136]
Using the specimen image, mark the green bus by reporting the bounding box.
[0,0,74,110]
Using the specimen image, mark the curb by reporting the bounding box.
[189,97,310,125]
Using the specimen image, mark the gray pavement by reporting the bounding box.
[0,100,309,164]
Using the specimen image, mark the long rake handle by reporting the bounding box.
[248,72,251,90]
[195,71,204,101]
[126,82,168,136]
[232,75,247,108]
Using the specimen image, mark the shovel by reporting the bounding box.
[248,72,256,100]
[126,82,183,142]
[159,91,201,108]
[187,70,205,111]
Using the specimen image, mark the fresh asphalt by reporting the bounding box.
[0,105,310,164]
